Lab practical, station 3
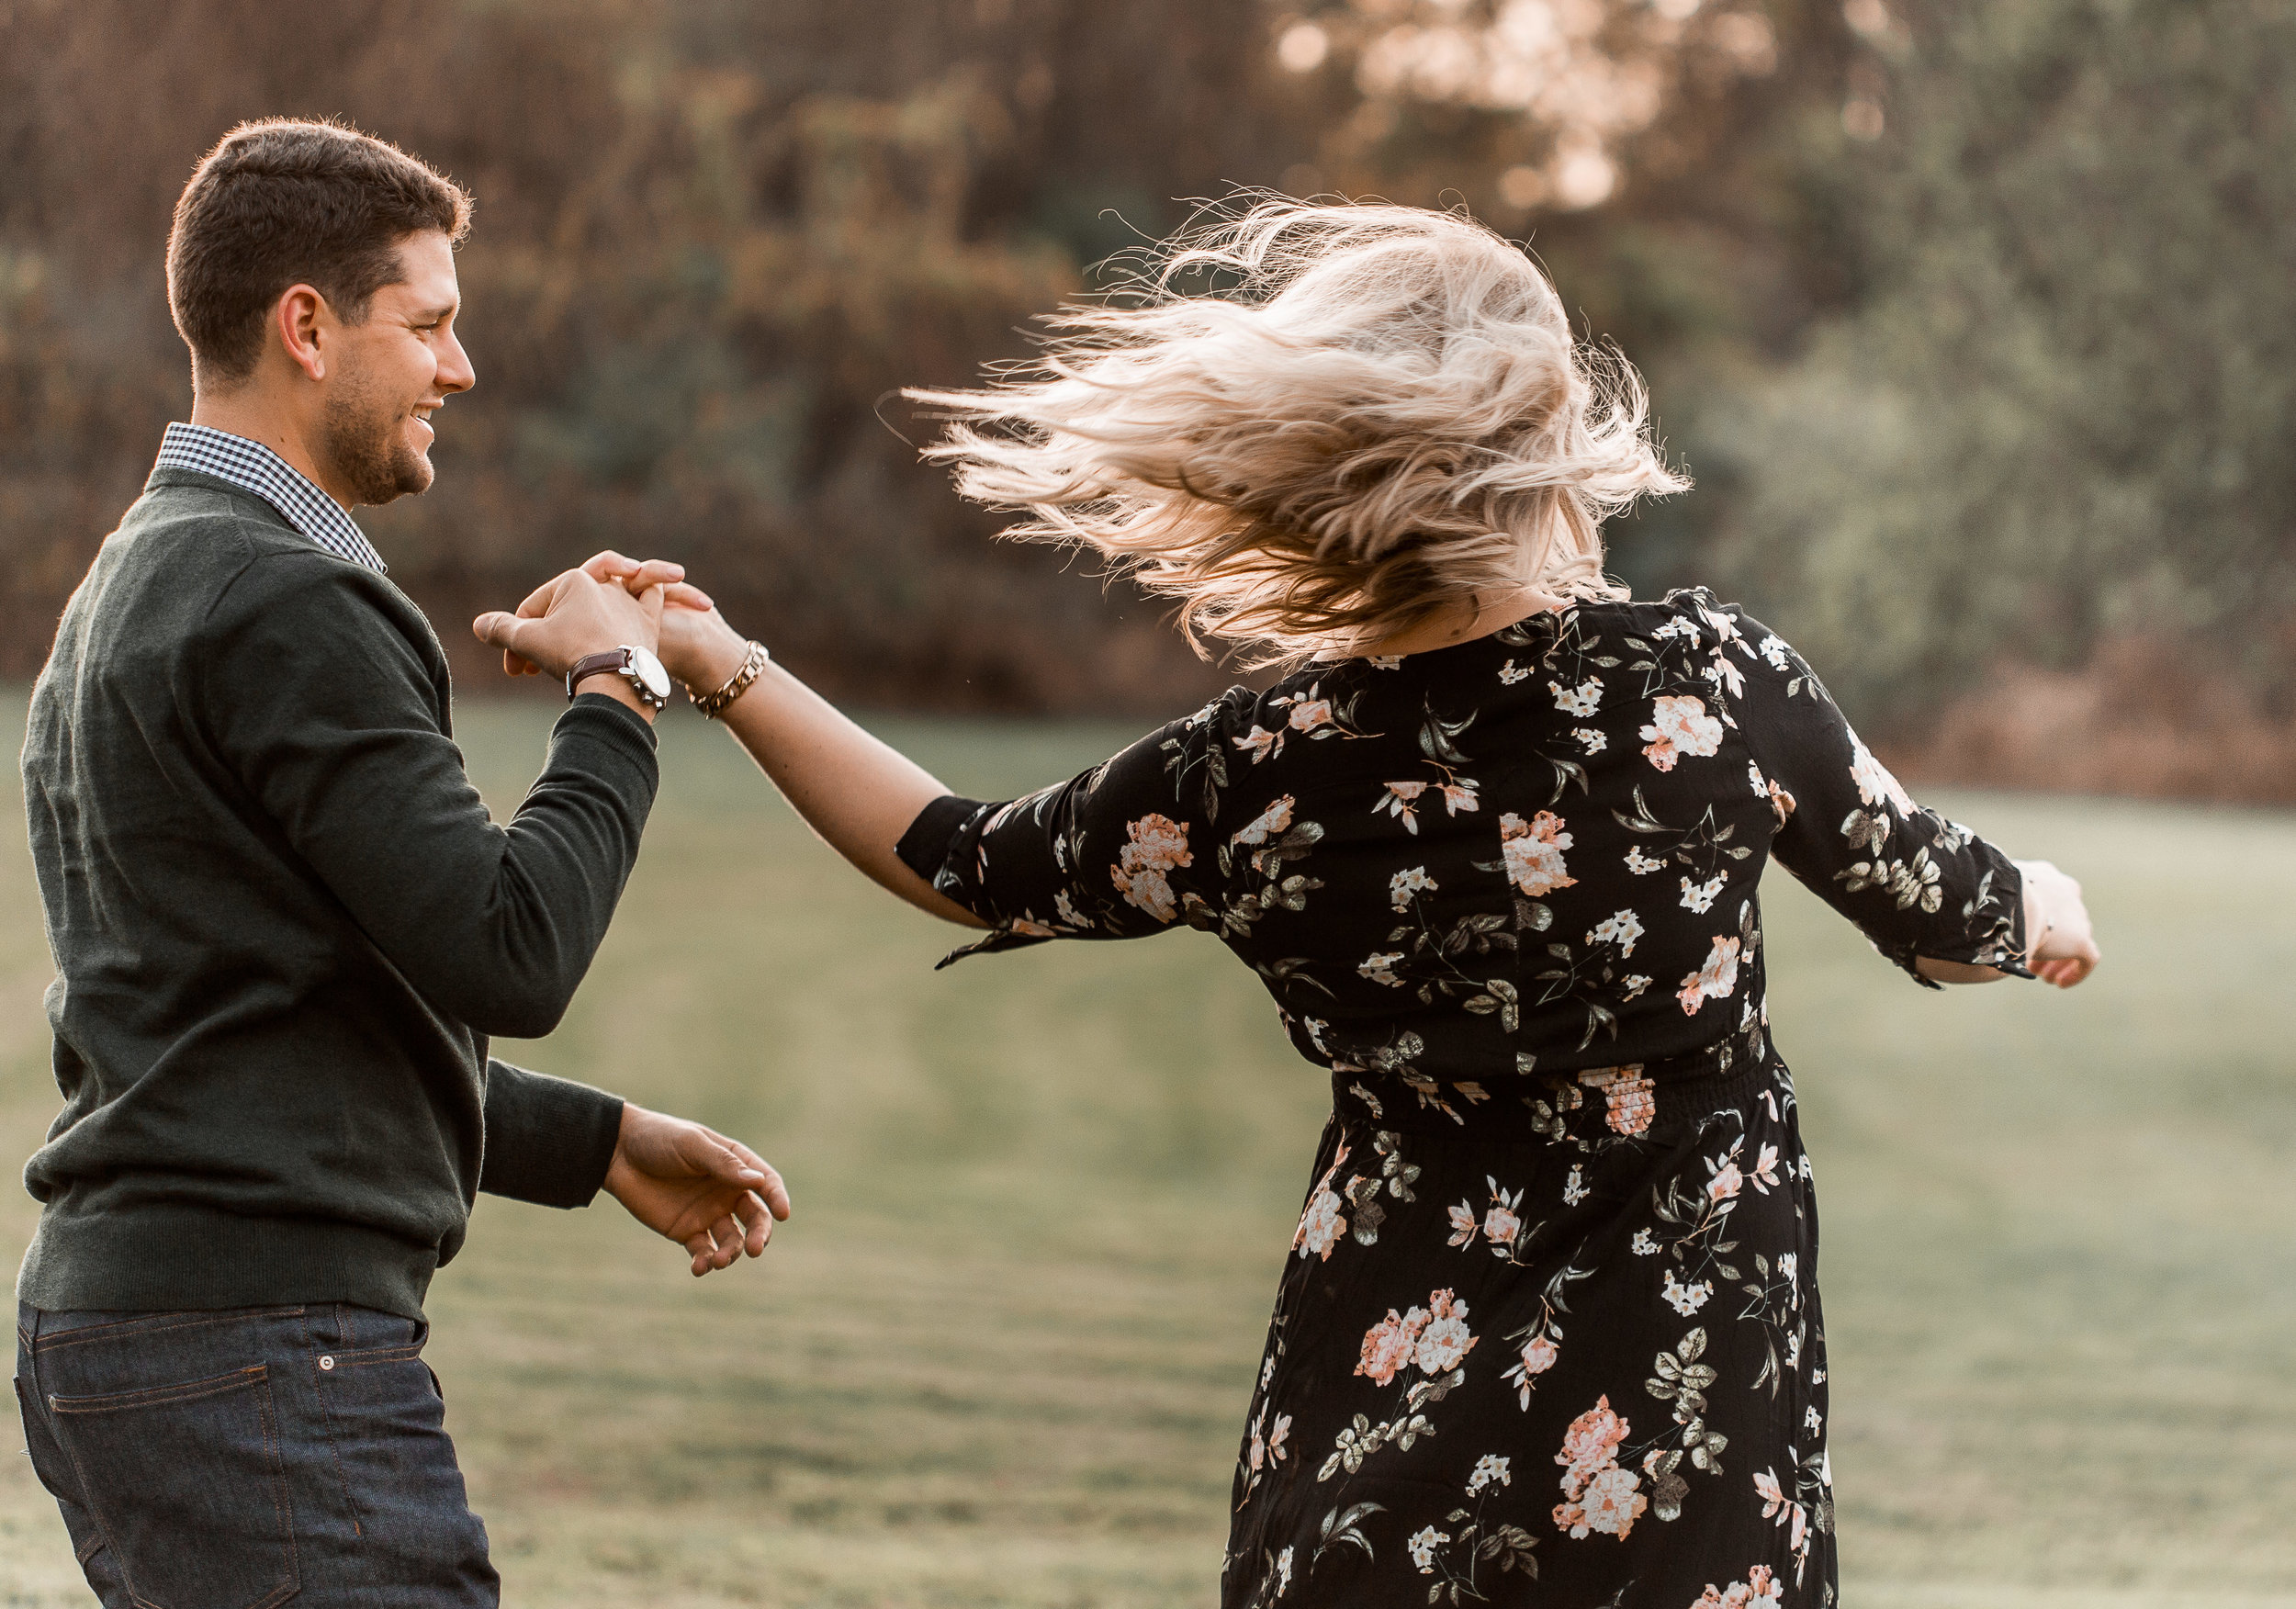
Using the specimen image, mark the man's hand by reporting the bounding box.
[603,1102,792,1277]
[472,567,666,681]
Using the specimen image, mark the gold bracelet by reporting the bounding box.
[688,639,769,719]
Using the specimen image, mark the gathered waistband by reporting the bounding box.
[1330,1009,1779,1142]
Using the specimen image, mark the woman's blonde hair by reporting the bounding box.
[905,197,1687,667]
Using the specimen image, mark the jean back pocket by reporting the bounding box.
[49,1364,299,1609]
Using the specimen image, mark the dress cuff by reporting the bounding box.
[895,793,984,883]
[1893,862,2035,988]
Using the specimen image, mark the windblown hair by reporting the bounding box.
[906,197,1687,667]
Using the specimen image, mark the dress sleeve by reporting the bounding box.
[894,701,1235,966]
[1724,605,2029,986]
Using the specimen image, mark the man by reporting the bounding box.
[11,118,785,1603]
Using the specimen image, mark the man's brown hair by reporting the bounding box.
[166,118,473,387]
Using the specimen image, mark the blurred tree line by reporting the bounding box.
[0,0,2289,789]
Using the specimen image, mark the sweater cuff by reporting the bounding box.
[554,693,661,790]
[478,1059,625,1208]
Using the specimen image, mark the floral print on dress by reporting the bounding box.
[1497,810,1576,898]
[1640,693,1725,771]
[1552,1386,1644,1533]
[897,586,2030,1608]
[1693,1566,1787,1609]
[1110,813,1191,922]
[1375,776,1481,835]
[1677,932,1743,1016]
[1356,1287,1479,1386]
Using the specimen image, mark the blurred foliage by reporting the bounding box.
[0,0,2288,734]
[1711,0,2296,725]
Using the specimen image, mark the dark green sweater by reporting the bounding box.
[17,466,657,1320]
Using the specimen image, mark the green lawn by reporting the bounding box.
[2,699,2291,1607]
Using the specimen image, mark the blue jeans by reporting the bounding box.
[14,1301,498,1606]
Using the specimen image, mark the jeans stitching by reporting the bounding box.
[15,1374,105,1570]
[45,1399,135,1608]
[33,1308,309,1355]
[110,1386,298,1609]
[335,1346,424,1368]
[256,1358,302,1604]
[305,1306,365,1545]
[17,1326,110,1574]
[49,1365,271,1414]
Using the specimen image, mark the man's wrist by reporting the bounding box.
[601,1101,641,1203]
[576,672,658,723]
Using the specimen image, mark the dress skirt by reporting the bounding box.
[1223,1017,1836,1608]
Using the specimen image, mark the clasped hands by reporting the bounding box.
[471,550,752,715]
[474,556,779,1277]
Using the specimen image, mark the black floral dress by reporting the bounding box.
[895,589,2029,1608]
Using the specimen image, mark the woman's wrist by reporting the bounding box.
[691,639,770,718]
[2013,859,2056,959]
[678,629,752,693]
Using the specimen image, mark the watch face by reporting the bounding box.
[629,646,674,702]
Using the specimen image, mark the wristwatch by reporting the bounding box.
[566,646,673,712]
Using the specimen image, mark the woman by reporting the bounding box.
[598,202,2099,1605]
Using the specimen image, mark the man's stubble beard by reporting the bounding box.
[320,362,433,506]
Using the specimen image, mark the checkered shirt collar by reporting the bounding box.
[154,422,388,574]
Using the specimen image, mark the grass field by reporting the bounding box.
[2,698,2291,1607]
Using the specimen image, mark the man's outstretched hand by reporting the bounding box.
[603,1103,792,1277]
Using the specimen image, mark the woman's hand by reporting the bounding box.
[654,585,751,695]
[2015,859,2100,989]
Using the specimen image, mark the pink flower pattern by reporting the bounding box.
[1109,813,1192,923]
[1677,934,1742,1016]
[1355,1305,1428,1386]
[1553,1396,1649,1539]
[1640,693,1725,771]
[1498,809,1577,897]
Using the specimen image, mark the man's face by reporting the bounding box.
[317,231,475,506]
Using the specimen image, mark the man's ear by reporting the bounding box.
[275,285,332,383]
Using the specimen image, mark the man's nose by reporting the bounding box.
[438,331,476,395]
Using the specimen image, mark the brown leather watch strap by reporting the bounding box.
[565,648,629,702]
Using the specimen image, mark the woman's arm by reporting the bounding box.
[1722,600,2100,991]
[646,581,987,928]
[1915,858,2098,988]
[628,570,1232,955]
